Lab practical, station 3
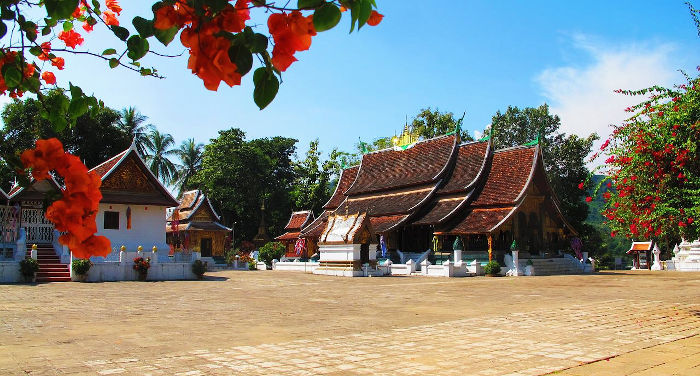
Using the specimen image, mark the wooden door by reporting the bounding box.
[201,238,212,257]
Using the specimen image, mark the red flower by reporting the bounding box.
[578,182,584,190]
[38,42,51,61]
[585,196,593,202]
[106,0,122,16]
[367,10,384,26]
[41,71,56,85]
[688,218,694,224]
[58,30,84,49]
[82,21,93,32]
[51,57,65,70]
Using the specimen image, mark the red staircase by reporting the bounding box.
[28,244,71,282]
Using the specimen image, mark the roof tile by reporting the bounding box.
[471,147,535,206]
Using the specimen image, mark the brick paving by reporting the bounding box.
[1,270,699,375]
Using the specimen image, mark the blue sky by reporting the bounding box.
[3,1,699,161]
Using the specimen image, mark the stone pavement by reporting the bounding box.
[1,270,699,375]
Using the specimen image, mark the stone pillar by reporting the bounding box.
[453,249,462,263]
[420,259,430,275]
[511,249,519,276]
[406,259,415,274]
[30,244,37,260]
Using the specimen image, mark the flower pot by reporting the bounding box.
[196,274,204,280]
[23,273,36,283]
[138,271,148,281]
[76,274,88,282]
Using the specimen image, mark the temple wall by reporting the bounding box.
[96,203,168,252]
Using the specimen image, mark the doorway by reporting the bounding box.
[201,238,213,257]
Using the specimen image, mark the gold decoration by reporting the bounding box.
[31,244,37,250]
[137,245,143,252]
[120,245,126,252]
[101,156,158,192]
[152,246,157,253]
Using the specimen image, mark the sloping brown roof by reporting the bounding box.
[438,141,490,194]
[370,215,408,233]
[90,149,129,178]
[177,190,200,210]
[284,211,313,231]
[628,241,654,253]
[275,231,301,241]
[471,146,536,206]
[412,197,463,226]
[300,211,329,238]
[345,135,456,195]
[341,185,434,217]
[167,191,221,222]
[323,166,359,210]
[436,207,515,235]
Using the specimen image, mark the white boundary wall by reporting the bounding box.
[0,261,21,282]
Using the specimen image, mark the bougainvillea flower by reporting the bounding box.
[51,57,65,70]
[58,30,84,49]
[38,42,52,61]
[83,21,94,32]
[578,182,584,190]
[268,11,316,71]
[102,10,119,26]
[106,0,122,16]
[367,10,383,26]
[41,71,56,85]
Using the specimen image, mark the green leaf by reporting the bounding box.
[250,33,268,54]
[132,16,154,38]
[42,26,52,36]
[126,35,149,61]
[69,83,83,99]
[45,18,58,27]
[111,25,130,41]
[29,46,42,56]
[313,3,341,32]
[102,48,117,56]
[2,66,21,88]
[298,0,324,8]
[349,1,359,32]
[357,0,372,29]
[45,0,80,20]
[62,21,73,32]
[109,58,119,68]
[25,28,37,42]
[253,68,279,110]
[1,7,15,20]
[228,44,253,76]
[69,97,88,118]
[154,26,178,46]
[0,22,5,39]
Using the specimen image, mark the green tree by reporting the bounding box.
[411,107,473,141]
[291,139,333,214]
[489,104,598,236]
[143,129,177,184]
[191,128,297,244]
[257,241,285,267]
[116,107,153,155]
[173,138,204,196]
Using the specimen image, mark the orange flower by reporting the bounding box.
[82,21,94,32]
[41,71,56,85]
[58,30,84,49]
[102,10,119,26]
[21,138,111,258]
[268,11,316,71]
[38,42,51,61]
[105,0,122,16]
[51,57,65,70]
[367,11,383,26]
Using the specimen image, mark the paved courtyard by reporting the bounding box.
[1,270,699,375]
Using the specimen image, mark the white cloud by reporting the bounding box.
[536,35,683,164]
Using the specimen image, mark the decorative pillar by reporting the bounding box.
[453,236,463,263]
[487,235,493,261]
[119,245,126,263]
[31,244,37,260]
[151,246,158,264]
[512,249,520,277]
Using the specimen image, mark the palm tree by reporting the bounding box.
[174,138,204,195]
[142,129,178,184]
[117,107,152,154]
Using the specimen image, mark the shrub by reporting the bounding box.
[192,260,207,277]
[257,241,285,266]
[133,257,151,273]
[483,260,502,276]
[71,259,92,275]
[248,259,257,270]
[19,258,39,277]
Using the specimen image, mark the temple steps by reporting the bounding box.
[26,244,71,282]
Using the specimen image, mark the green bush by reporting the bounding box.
[19,258,39,277]
[192,260,207,277]
[483,260,502,276]
[71,259,92,275]
[257,241,285,267]
[248,259,257,270]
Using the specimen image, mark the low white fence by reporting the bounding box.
[80,250,198,282]
[0,261,21,282]
[273,260,319,273]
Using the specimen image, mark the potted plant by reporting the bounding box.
[71,258,92,282]
[133,257,151,281]
[483,260,501,277]
[525,259,535,276]
[192,259,207,279]
[19,258,39,283]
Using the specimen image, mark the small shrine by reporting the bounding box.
[627,241,657,270]
[275,210,314,259]
[166,190,231,257]
[668,239,700,271]
[252,202,271,248]
[313,213,379,277]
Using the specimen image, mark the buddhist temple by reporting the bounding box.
[281,130,577,269]
[166,190,231,257]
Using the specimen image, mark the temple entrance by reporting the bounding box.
[360,243,369,265]
[20,204,54,244]
[200,238,212,257]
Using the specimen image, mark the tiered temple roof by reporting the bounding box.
[275,210,314,242]
[281,132,574,242]
[166,190,230,232]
